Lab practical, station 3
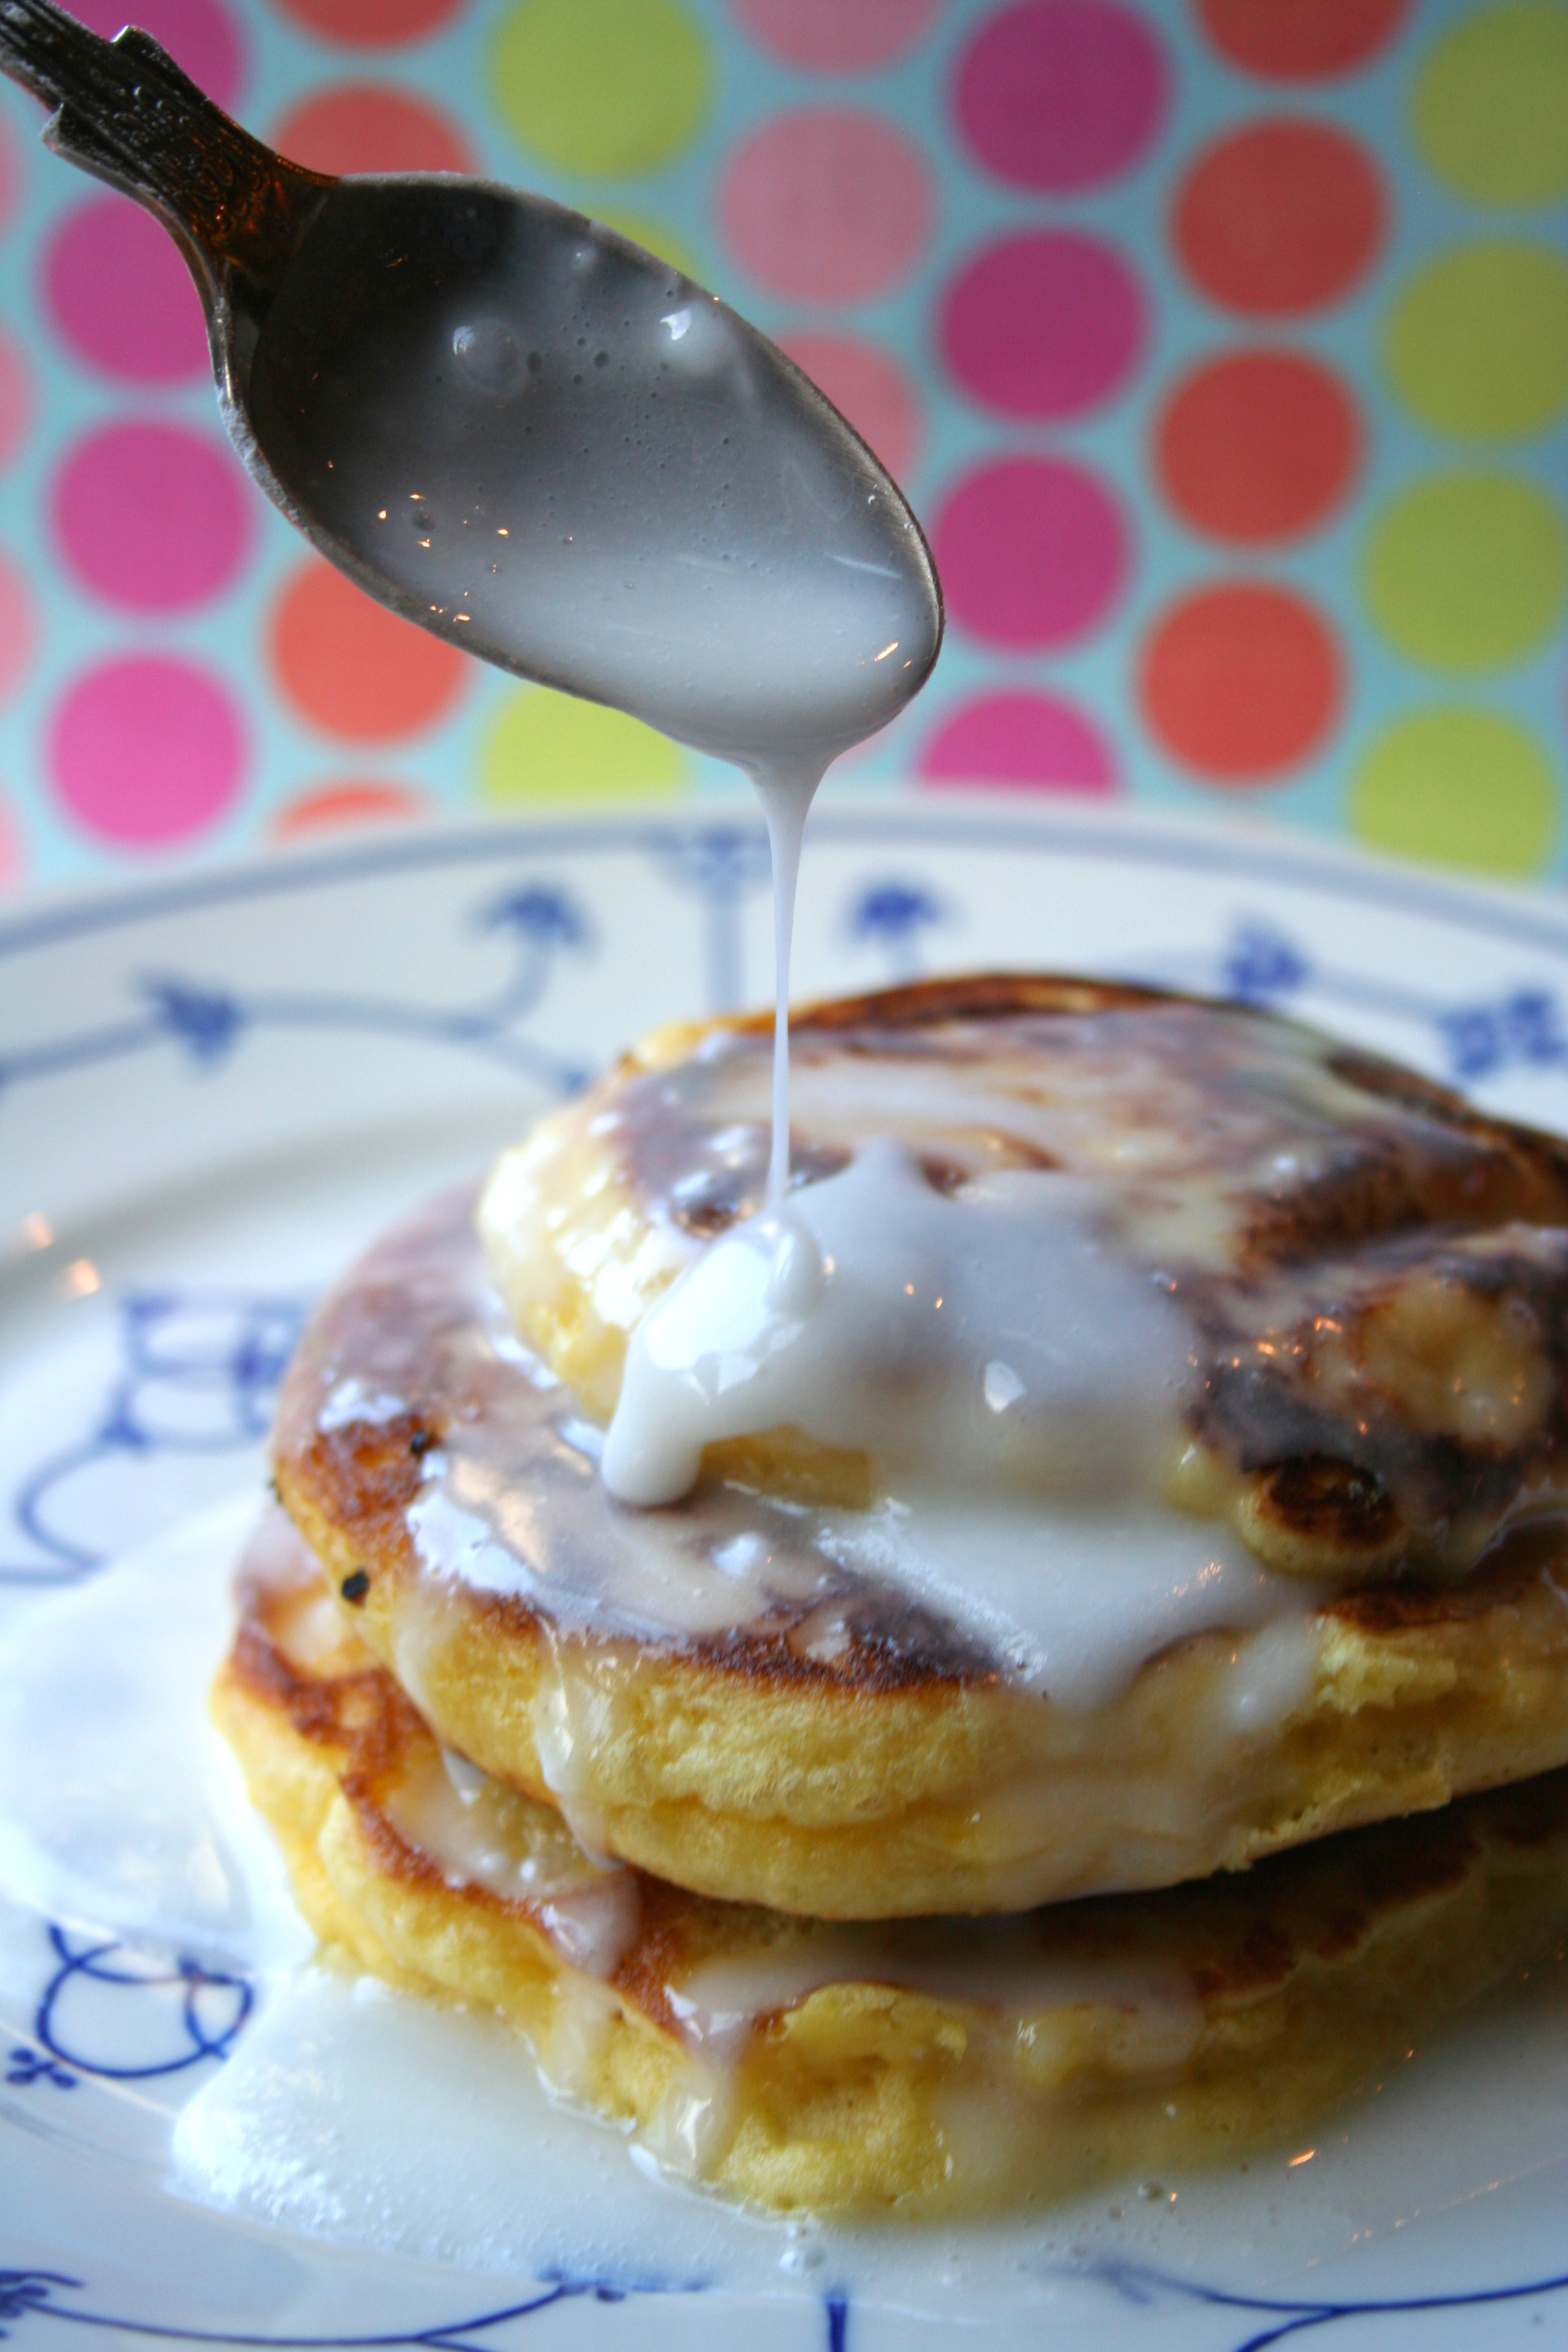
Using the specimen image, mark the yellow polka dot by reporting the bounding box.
[1351,708,1557,877]
[1414,1,1568,206]
[1386,244,1568,441]
[591,209,705,286]
[480,686,689,803]
[490,0,711,176]
[1364,473,1567,672]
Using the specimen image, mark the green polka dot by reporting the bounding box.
[591,208,705,285]
[490,0,711,176]
[1386,244,1568,441]
[480,686,688,803]
[1363,473,1567,673]
[1351,708,1557,877]
[1414,1,1568,206]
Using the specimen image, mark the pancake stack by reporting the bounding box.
[217,978,1568,2215]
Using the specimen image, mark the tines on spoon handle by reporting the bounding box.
[0,0,327,284]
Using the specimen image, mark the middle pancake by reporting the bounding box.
[274,979,1568,1920]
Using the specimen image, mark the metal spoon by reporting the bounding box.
[0,0,943,772]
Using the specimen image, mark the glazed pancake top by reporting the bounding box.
[484,977,1568,1580]
[279,1180,1322,1711]
[215,1507,1568,2216]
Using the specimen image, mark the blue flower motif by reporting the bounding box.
[1437,988,1566,1082]
[656,823,774,906]
[482,884,591,950]
[1439,1004,1503,1081]
[1222,924,1311,1003]
[139,976,245,1064]
[1502,987,1567,1066]
[5,2046,74,2089]
[847,881,945,943]
[0,2273,78,2334]
[845,878,947,981]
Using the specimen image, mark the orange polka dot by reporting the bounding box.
[1155,350,1359,544]
[1140,582,1341,780]
[1173,120,1384,316]
[271,781,427,839]
[272,0,465,46]
[271,561,468,742]
[272,85,474,176]
[1196,0,1409,80]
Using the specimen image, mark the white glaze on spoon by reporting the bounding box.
[251,199,938,770]
[248,193,941,1200]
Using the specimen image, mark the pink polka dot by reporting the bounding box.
[51,657,244,848]
[720,108,932,301]
[0,791,21,890]
[53,423,251,614]
[940,231,1143,422]
[46,197,208,385]
[0,334,30,473]
[730,0,938,70]
[776,331,921,480]
[67,0,244,108]
[955,0,1167,191]
[932,457,1128,650]
[918,691,1116,793]
[0,554,35,708]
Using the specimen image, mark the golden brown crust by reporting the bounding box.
[216,1511,1568,2215]
[277,1417,1568,1917]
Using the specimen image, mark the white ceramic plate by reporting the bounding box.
[6,798,1568,2352]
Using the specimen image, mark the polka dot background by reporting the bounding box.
[0,0,1563,892]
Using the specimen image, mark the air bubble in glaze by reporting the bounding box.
[452,319,527,396]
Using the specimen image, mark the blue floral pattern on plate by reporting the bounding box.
[6,808,1568,2349]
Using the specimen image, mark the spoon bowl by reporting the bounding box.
[0,0,942,767]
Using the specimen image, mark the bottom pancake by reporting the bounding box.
[214,1507,1568,2218]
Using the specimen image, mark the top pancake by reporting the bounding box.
[274,977,1568,1917]
[485,975,1568,1578]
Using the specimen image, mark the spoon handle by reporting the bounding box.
[0,0,328,285]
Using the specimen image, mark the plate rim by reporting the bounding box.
[6,796,1568,970]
